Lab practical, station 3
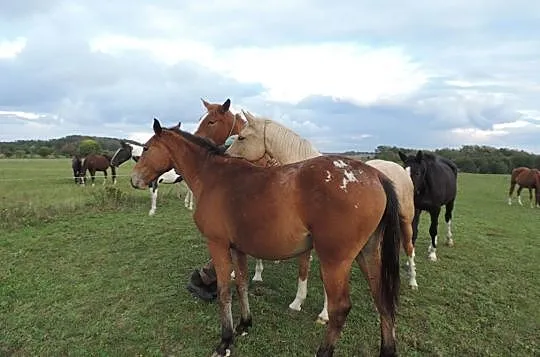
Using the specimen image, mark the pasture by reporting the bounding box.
[1,158,538,356]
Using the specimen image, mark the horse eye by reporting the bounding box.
[142,146,148,152]
[237,136,245,141]
[208,121,216,125]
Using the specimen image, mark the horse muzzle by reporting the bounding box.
[130,174,147,190]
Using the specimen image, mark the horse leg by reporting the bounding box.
[528,188,534,208]
[411,208,421,247]
[207,241,235,357]
[316,287,329,325]
[445,200,455,247]
[427,207,441,261]
[252,259,264,282]
[102,169,107,185]
[149,181,158,216]
[355,242,398,357]
[90,170,96,187]
[508,180,516,205]
[230,249,252,337]
[288,250,312,312]
[315,260,353,357]
[401,218,417,290]
[111,166,117,185]
[184,187,194,211]
[517,186,523,206]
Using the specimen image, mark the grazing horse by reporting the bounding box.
[111,125,184,216]
[507,167,540,208]
[398,151,458,262]
[71,155,83,184]
[131,119,402,357]
[80,154,116,186]
[226,111,418,325]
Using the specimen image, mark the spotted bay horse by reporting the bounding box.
[110,123,184,216]
[398,151,458,261]
[507,166,540,208]
[131,119,402,357]
[80,154,116,186]
[226,110,417,325]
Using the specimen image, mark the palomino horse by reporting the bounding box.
[80,154,116,186]
[226,111,417,325]
[111,124,185,216]
[131,119,402,357]
[507,167,540,208]
[71,155,83,184]
[398,151,458,261]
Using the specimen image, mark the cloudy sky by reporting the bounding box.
[1,1,539,153]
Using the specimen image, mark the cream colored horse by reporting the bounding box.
[226,110,417,324]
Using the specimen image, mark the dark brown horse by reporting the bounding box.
[71,155,83,184]
[80,154,116,186]
[508,167,540,207]
[131,119,402,357]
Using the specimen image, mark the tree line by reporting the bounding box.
[1,135,539,174]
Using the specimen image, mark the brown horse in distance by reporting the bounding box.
[131,119,402,357]
[508,167,540,207]
[80,154,116,186]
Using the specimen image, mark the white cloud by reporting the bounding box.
[0,37,26,59]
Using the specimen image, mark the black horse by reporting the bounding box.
[399,150,458,261]
[71,155,83,184]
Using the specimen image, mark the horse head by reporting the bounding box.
[111,141,134,167]
[194,98,245,145]
[398,150,428,195]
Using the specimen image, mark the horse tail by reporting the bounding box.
[377,176,401,322]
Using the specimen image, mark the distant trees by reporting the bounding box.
[374,145,540,174]
[78,139,101,156]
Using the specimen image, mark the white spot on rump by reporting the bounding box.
[333,160,348,168]
[340,169,358,191]
[325,170,332,182]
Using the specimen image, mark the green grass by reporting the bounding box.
[0,159,538,356]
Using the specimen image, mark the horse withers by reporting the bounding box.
[131,119,402,357]
[80,154,116,186]
[508,167,540,208]
[399,150,458,262]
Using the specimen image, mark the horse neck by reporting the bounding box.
[160,133,215,198]
[264,122,321,164]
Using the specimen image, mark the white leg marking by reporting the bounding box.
[508,197,512,205]
[408,248,418,289]
[252,259,264,282]
[230,270,236,280]
[316,289,329,324]
[428,240,437,261]
[149,188,157,216]
[289,278,308,311]
[518,195,523,206]
[446,219,454,247]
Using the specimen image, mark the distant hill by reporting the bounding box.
[1,136,539,174]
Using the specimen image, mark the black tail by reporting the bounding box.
[378,176,402,322]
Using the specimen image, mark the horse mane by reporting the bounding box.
[246,113,321,162]
[169,129,227,156]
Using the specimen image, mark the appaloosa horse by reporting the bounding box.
[80,154,116,186]
[507,167,540,208]
[399,151,458,261]
[131,119,402,357]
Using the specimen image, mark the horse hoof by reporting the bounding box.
[210,349,231,357]
[148,211,155,216]
[446,239,454,247]
[427,252,437,262]
[315,316,328,325]
[288,302,302,312]
[409,283,419,290]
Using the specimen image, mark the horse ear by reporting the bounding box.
[153,118,162,135]
[178,121,182,128]
[398,151,408,163]
[201,98,211,109]
[242,110,255,124]
[415,150,423,162]
[220,98,231,113]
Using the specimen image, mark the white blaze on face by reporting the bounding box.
[340,169,358,191]
[325,170,332,182]
[333,160,348,168]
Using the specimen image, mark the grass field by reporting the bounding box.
[1,158,538,357]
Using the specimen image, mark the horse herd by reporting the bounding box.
[68,98,538,357]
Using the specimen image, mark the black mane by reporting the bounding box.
[170,129,227,156]
[423,152,458,175]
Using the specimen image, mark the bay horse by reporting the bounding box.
[226,111,417,325]
[398,151,458,262]
[71,155,83,184]
[80,154,116,186]
[507,167,540,208]
[131,119,402,357]
[111,124,185,216]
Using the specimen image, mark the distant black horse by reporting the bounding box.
[71,155,83,184]
[399,150,458,261]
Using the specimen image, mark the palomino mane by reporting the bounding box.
[248,114,321,161]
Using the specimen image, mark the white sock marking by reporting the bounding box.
[408,248,418,289]
[428,241,437,261]
[289,278,308,311]
[252,259,264,282]
[149,188,157,216]
[317,290,329,324]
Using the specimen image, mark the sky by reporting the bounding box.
[1,1,539,153]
